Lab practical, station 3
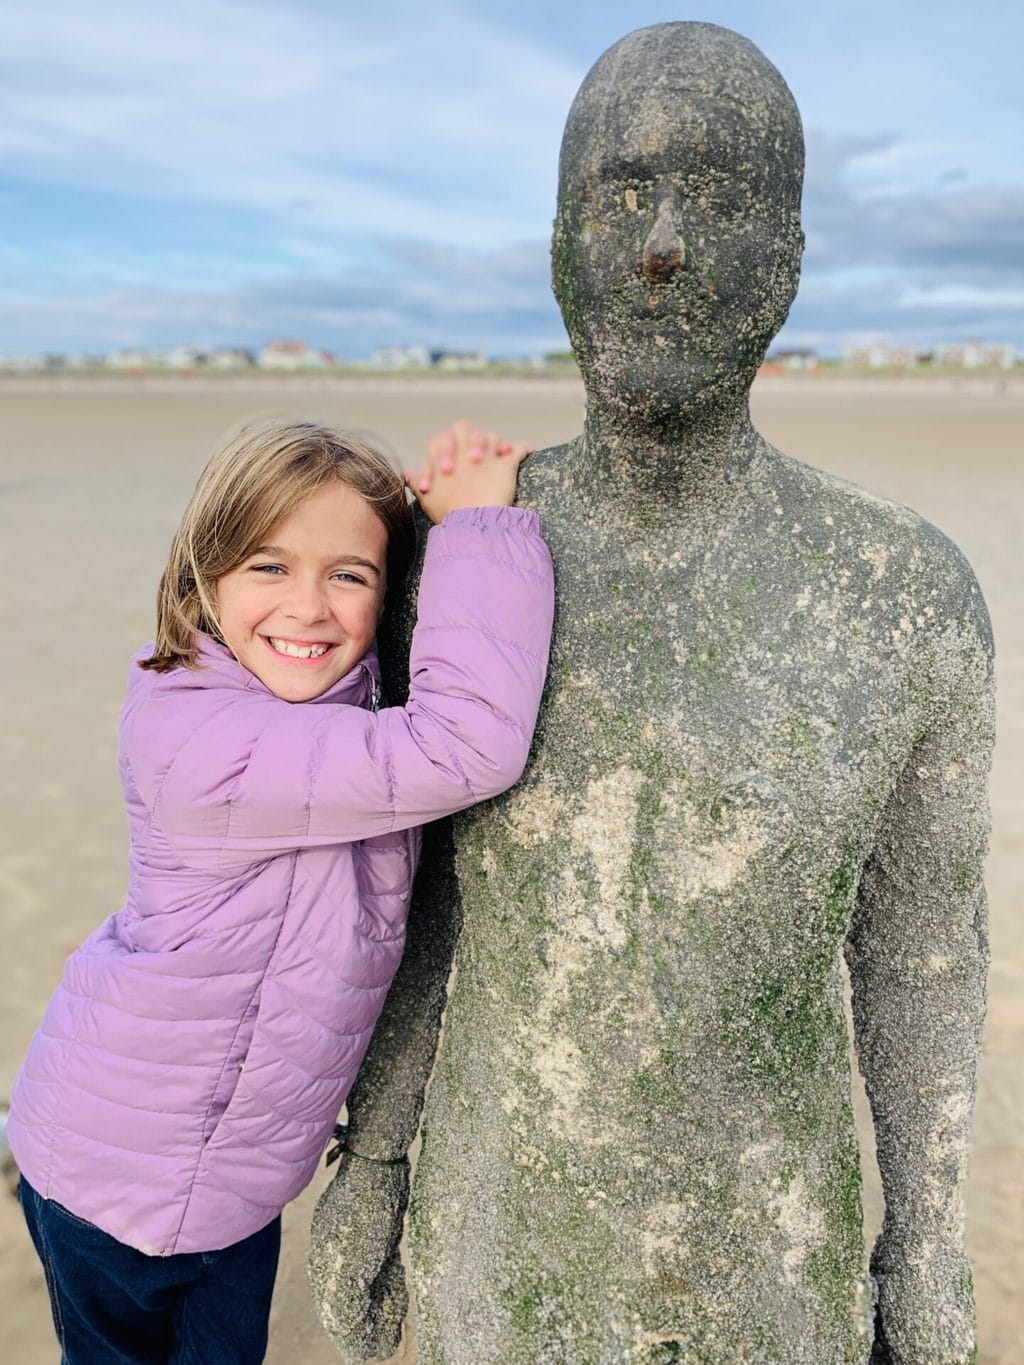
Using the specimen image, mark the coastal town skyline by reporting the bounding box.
[3,335,1018,376]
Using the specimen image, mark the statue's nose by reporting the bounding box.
[641,198,686,283]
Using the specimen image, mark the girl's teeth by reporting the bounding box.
[269,638,329,659]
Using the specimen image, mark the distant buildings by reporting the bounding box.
[106,348,153,371]
[432,350,488,371]
[0,352,52,372]
[365,347,488,370]
[366,346,433,370]
[939,341,1016,370]
[843,340,916,369]
[842,338,1018,370]
[766,347,820,371]
[207,347,255,371]
[0,335,1019,377]
[257,339,335,370]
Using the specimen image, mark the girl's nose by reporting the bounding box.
[284,579,329,624]
[642,197,686,283]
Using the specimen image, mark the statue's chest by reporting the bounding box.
[544,555,903,804]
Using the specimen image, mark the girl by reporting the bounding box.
[7,415,554,1363]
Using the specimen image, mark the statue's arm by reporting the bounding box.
[846,587,995,1365]
[309,511,462,1361]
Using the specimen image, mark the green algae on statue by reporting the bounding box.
[309,22,993,1365]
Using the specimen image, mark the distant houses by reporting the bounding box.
[103,346,255,372]
[842,338,1018,371]
[207,347,255,371]
[433,350,488,371]
[0,336,1019,377]
[366,346,433,370]
[939,341,1016,370]
[843,340,916,370]
[765,347,821,371]
[257,339,336,370]
[365,347,488,371]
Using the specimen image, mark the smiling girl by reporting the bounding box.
[7,415,553,1363]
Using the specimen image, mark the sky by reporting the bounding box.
[2,0,1022,359]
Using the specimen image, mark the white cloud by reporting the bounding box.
[802,134,1024,284]
[2,0,580,244]
[5,8,1023,354]
[897,285,1024,310]
[0,238,567,356]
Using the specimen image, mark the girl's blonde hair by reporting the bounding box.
[139,416,413,673]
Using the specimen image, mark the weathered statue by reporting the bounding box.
[309,22,994,1364]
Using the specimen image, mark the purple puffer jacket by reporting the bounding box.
[8,506,553,1256]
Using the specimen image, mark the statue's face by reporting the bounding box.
[553,85,803,423]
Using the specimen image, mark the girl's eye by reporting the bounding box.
[250,564,284,575]
[332,572,364,585]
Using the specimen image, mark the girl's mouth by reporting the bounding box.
[263,636,339,664]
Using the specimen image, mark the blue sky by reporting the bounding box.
[3,0,1022,357]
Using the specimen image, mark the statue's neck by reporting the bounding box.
[568,390,765,526]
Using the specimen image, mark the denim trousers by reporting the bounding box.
[18,1177,281,1364]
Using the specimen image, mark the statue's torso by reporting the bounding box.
[411,442,948,1364]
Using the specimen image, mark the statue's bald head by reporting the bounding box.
[559,23,803,196]
[553,24,805,425]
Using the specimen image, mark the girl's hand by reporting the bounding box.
[403,420,530,524]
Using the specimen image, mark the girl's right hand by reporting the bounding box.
[404,420,530,524]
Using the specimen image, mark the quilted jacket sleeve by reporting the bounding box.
[142,506,553,869]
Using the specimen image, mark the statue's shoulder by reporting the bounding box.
[765,448,992,651]
[514,438,577,511]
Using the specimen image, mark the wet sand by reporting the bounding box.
[1,374,1020,1363]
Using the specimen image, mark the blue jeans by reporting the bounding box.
[18,1177,281,1364]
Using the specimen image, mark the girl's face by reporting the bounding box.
[215,480,388,702]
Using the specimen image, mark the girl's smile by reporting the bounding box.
[215,480,388,701]
[264,635,339,663]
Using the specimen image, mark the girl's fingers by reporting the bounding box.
[452,418,475,462]
[427,431,456,475]
[403,467,432,494]
[419,425,529,492]
[471,430,499,463]
[496,439,531,461]
[406,440,436,493]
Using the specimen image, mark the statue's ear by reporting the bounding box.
[550,218,566,306]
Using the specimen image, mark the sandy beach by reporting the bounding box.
[1,373,1020,1363]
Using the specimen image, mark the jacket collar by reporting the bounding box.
[190,634,381,709]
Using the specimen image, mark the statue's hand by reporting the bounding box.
[308,1152,410,1362]
[869,1233,977,1365]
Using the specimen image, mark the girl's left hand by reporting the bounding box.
[403,420,530,524]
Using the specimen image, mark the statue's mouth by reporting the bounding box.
[631,301,716,328]
[630,281,718,323]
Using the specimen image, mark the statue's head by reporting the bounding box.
[553,23,804,427]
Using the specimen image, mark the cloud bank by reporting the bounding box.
[2,3,1021,355]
